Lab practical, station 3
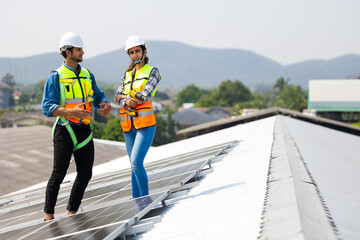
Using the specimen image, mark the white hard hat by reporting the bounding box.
[125,35,146,53]
[59,32,84,51]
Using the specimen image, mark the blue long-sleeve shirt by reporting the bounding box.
[42,63,110,124]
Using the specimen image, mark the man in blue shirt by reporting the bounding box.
[42,32,111,221]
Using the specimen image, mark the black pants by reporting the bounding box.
[44,124,94,214]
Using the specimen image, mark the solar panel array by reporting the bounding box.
[0,141,238,239]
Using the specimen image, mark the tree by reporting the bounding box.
[18,93,31,105]
[102,118,125,141]
[35,79,45,103]
[216,80,253,106]
[176,84,205,107]
[1,73,16,90]
[232,94,268,116]
[165,112,178,142]
[153,113,179,146]
[92,121,106,139]
[195,94,217,107]
[275,84,307,111]
[273,77,290,93]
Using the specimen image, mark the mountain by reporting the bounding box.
[282,54,360,87]
[0,53,63,84]
[1,41,359,90]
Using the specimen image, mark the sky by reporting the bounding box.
[1,0,360,65]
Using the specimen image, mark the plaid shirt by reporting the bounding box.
[115,67,160,108]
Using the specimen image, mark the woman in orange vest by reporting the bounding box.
[115,35,161,198]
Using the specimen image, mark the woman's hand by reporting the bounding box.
[115,94,127,104]
[126,98,138,108]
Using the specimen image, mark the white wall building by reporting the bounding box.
[308,79,360,112]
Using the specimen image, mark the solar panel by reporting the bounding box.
[0,160,209,239]
[52,222,126,240]
[0,160,209,234]
[81,160,209,209]
[0,192,168,240]
[84,160,208,201]
[0,140,237,239]
[0,195,68,222]
[0,141,235,210]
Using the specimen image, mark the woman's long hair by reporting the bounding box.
[126,46,149,72]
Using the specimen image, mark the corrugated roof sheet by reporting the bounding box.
[284,116,360,240]
[0,125,127,196]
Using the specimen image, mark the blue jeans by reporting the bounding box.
[124,125,155,198]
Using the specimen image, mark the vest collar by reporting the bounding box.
[62,63,82,75]
[132,64,149,74]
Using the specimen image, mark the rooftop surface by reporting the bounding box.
[0,125,127,196]
[0,113,359,239]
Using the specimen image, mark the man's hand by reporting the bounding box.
[69,103,91,119]
[98,102,111,116]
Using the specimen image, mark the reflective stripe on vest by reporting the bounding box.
[65,97,91,104]
[119,108,154,122]
[119,65,160,132]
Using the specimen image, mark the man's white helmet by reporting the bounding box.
[125,35,146,53]
[59,32,84,51]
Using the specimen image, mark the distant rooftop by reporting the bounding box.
[0,82,10,89]
[0,125,127,196]
[172,107,216,127]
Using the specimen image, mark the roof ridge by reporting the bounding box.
[258,116,342,240]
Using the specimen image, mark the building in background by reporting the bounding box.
[173,103,232,128]
[0,82,10,109]
[196,106,232,120]
[306,79,360,122]
[172,107,216,128]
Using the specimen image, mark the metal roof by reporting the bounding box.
[283,116,360,240]
[133,115,359,239]
[0,113,359,239]
[0,125,127,196]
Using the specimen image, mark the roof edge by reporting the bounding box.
[177,107,360,139]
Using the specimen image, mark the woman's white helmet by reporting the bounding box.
[125,35,146,53]
[59,32,84,51]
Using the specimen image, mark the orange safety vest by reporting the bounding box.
[119,64,160,132]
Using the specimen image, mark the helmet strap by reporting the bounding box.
[133,53,145,65]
